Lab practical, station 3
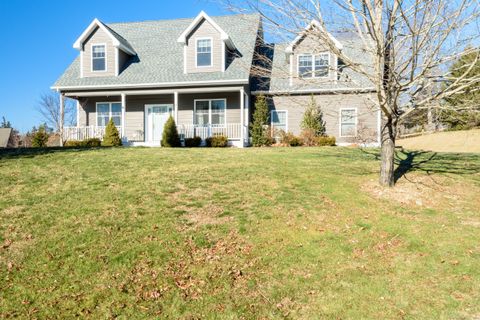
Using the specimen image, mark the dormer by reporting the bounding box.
[285,20,343,85]
[177,11,236,74]
[73,18,136,78]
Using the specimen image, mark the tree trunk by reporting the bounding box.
[379,118,397,187]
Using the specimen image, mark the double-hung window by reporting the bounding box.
[298,53,330,78]
[271,110,287,136]
[194,99,226,126]
[196,38,212,67]
[340,108,357,137]
[97,102,122,127]
[92,44,106,71]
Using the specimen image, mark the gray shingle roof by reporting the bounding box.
[53,13,261,90]
[254,32,375,93]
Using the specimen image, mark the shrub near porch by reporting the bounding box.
[0,147,479,318]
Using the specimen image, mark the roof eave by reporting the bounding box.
[73,18,137,55]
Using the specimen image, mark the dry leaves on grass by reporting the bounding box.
[362,174,477,209]
[118,231,257,304]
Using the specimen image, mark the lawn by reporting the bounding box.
[0,147,479,319]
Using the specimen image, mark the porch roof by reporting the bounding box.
[53,13,260,91]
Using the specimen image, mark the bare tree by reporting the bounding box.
[36,91,76,132]
[223,0,480,186]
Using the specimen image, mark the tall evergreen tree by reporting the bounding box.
[1,117,11,128]
[301,95,326,136]
[442,50,480,129]
[250,95,272,146]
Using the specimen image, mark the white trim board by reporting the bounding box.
[52,79,249,91]
[73,18,136,55]
[177,11,235,50]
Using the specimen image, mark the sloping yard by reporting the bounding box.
[398,129,480,153]
[0,147,479,319]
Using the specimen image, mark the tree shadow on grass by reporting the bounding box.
[0,147,106,160]
[360,148,480,183]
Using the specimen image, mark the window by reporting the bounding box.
[196,38,212,67]
[97,102,122,127]
[298,53,330,78]
[298,55,313,78]
[340,109,357,137]
[271,110,287,135]
[194,99,226,126]
[92,45,106,71]
[315,53,329,77]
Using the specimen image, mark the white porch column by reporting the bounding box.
[174,91,179,123]
[59,93,65,147]
[245,92,249,145]
[76,100,80,128]
[240,88,245,148]
[121,93,126,139]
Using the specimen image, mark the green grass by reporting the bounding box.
[0,147,479,319]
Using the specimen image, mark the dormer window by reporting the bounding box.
[92,44,106,71]
[298,53,330,78]
[196,38,212,67]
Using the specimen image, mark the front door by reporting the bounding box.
[145,105,173,144]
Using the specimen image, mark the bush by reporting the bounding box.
[64,140,82,147]
[65,138,102,148]
[300,129,318,146]
[84,138,101,147]
[250,95,273,146]
[31,126,49,148]
[279,131,303,147]
[63,138,102,148]
[184,136,202,147]
[206,135,228,147]
[161,116,181,147]
[316,136,336,146]
[102,119,122,147]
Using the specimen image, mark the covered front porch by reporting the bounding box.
[62,86,250,147]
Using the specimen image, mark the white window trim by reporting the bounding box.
[95,102,122,127]
[193,98,227,127]
[91,43,107,72]
[339,107,358,137]
[297,52,330,79]
[195,37,213,68]
[270,110,288,132]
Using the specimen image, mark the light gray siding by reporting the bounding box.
[81,27,116,78]
[269,93,379,144]
[185,19,223,73]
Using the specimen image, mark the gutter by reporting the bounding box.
[251,87,377,95]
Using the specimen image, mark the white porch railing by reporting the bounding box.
[63,126,113,141]
[177,123,242,140]
[64,124,243,142]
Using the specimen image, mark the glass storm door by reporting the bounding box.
[146,105,173,143]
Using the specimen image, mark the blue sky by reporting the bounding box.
[0,0,228,133]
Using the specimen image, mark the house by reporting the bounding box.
[53,12,380,147]
[0,128,14,148]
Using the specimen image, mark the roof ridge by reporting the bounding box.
[106,12,260,27]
